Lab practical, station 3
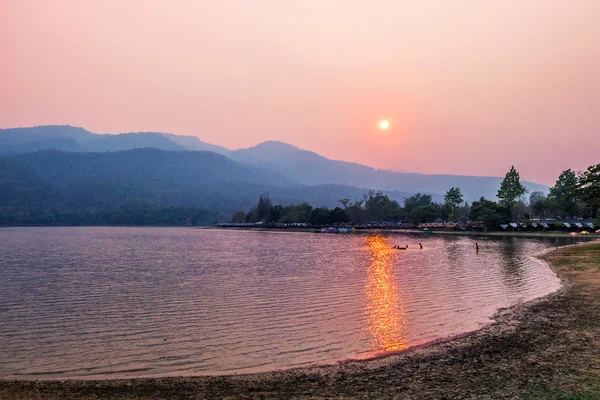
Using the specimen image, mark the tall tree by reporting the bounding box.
[330,207,350,223]
[296,202,313,223]
[404,193,432,215]
[410,204,440,225]
[576,164,600,219]
[444,187,463,221]
[497,166,526,222]
[529,191,545,207]
[390,200,402,222]
[365,190,392,221]
[245,206,258,223]
[549,169,579,218]
[532,197,551,220]
[267,205,284,223]
[309,208,332,225]
[346,200,368,224]
[256,193,272,220]
[469,197,504,228]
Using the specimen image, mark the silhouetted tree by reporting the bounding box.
[469,197,505,228]
[365,190,392,221]
[256,193,272,220]
[576,164,600,218]
[532,197,552,220]
[403,193,432,216]
[309,208,332,225]
[390,200,403,221]
[529,191,545,207]
[330,207,350,223]
[497,166,526,222]
[267,205,284,223]
[245,206,258,223]
[410,204,439,225]
[549,169,579,218]
[345,200,368,224]
[444,187,463,221]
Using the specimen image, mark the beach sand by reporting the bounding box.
[2,242,599,399]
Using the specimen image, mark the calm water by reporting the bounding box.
[0,227,564,379]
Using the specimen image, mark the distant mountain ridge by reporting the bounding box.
[0,125,225,154]
[162,133,229,154]
[0,125,549,202]
[228,141,548,201]
[0,149,417,225]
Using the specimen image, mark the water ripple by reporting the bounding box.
[0,227,562,379]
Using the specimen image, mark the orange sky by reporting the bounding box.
[1,1,599,185]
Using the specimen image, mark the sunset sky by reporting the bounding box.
[1,1,599,185]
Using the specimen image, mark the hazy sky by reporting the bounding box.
[1,1,599,184]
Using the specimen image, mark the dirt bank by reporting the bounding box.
[2,243,600,399]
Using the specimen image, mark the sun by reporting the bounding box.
[379,120,390,130]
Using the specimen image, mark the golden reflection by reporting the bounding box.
[365,235,407,351]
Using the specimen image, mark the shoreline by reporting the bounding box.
[209,226,597,240]
[2,224,597,241]
[2,242,599,398]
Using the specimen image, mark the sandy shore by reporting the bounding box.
[2,242,600,399]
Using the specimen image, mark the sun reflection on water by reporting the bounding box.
[365,235,407,351]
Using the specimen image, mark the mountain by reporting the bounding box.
[80,132,186,152]
[5,148,293,197]
[229,140,391,187]
[0,149,426,226]
[0,125,549,202]
[0,149,296,225]
[162,133,229,154]
[0,125,227,154]
[0,125,93,149]
[229,141,549,202]
[0,137,83,155]
[0,157,64,207]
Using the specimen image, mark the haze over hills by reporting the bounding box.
[0,148,418,208]
[82,132,186,152]
[162,133,229,154]
[0,125,549,206]
[228,141,549,201]
[0,149,418,225]
[0,126,93,149]
[0,126,222,154]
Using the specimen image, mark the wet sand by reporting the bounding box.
[2,242,600,399]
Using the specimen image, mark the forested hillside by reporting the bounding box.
[229,141,548,201]
[0,149,289,225]
[1,125,549,202]
[0,149,417,226]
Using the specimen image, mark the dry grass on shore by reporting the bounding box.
[2,243,600,399]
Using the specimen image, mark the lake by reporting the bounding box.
[0,227,563,379]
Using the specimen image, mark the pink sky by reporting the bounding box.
[1,1,599,185]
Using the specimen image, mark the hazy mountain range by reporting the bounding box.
[0,125,549,224]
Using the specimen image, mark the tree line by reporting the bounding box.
[233,163,600,228]
[0,204,219,227]
[529,166,600,221]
